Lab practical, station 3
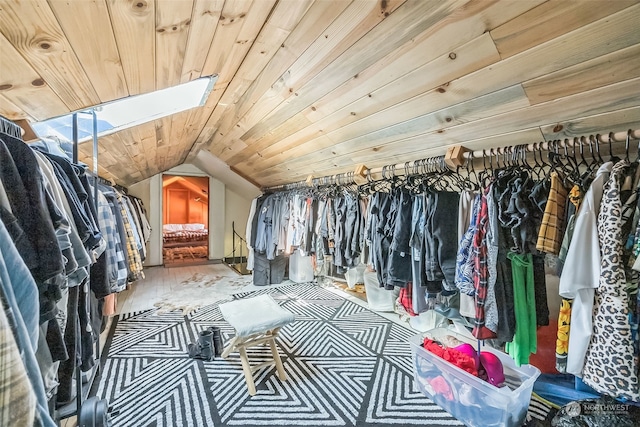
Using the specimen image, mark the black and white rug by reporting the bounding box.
[96,283,466,426]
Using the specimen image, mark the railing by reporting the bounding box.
[230,221,247,271]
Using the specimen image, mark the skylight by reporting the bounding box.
[32,75,217,144]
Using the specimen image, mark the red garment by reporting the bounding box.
[422,338,478,376]
[399,283,417,316]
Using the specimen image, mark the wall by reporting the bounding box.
[128,163,253,267]
[129,175,161,266]
[162,176,209,225]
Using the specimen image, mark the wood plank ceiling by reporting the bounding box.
[1,0,639,188]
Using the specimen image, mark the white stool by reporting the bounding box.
[219,294,295,395]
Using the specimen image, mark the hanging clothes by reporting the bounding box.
[484,184,500,335]
[505,252,537,366]
[455,193,481,301]
[557,185,584,275]
[0,289,37,427]
[34,151,92,289]
[496,170,545,255]
[101,189,129,288]
[245,197,258,270]
[254,194,278,260]
[458,190,476,242]
[555,184,584,373]
[42,152,103,252]
[116,191,144,281]
[423,191,460,292]
[410,194,428,314]
[91,188,125,297]
[123,195,145,261]
[369,192,393,289]
[0,219,57,427]
[332,191,362,274]
[471,189,496,340]
[285,194,307,253]
[249,192,320,285]
[558,162,612,376]
[493,215,516,344]
[387,188,413,287]
[536,171,569,255]
[0,115,149,424]
[582,160,640,401]
[0,137,65,324]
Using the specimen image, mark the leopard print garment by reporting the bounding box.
[582,160,640,401]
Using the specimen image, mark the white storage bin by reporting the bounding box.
[363,270,399,312]
[289,250,314,283]
[410,328,540,427]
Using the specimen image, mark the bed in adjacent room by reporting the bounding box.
[162,223,209,248]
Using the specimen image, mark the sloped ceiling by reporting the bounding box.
[163,175,210,200]
[1,0,639,188]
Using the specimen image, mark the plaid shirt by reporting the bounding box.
[0,300,37,427]
[116,192,144,281]
[103,192,129,290]
[96,189,127,292]
[536,172,568,254]
[472,192,496,339]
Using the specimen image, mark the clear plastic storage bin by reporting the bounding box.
[409,329,540,427]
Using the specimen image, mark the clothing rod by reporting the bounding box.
[462,128,640,161]
[365,128,640,177]
[262,128,640,191]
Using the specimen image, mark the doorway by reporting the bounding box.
[162,174,210,266]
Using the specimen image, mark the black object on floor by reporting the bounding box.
[188,329,215,361]
[209,326,224,357]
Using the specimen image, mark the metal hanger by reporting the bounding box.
[606,132,622,163]
[593,134,604,164]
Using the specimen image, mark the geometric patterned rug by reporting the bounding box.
[95,282,465,427]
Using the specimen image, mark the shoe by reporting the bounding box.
[188,330,215,361]
[208,326,224,357]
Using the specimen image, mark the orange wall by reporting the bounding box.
[162,176,209,226]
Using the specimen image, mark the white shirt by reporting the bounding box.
[558,162,612,376]
[245,197,258,270]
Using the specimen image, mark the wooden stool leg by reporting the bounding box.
[238,346,256,396]
[268,337,287,381]
[221,336,238,359]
